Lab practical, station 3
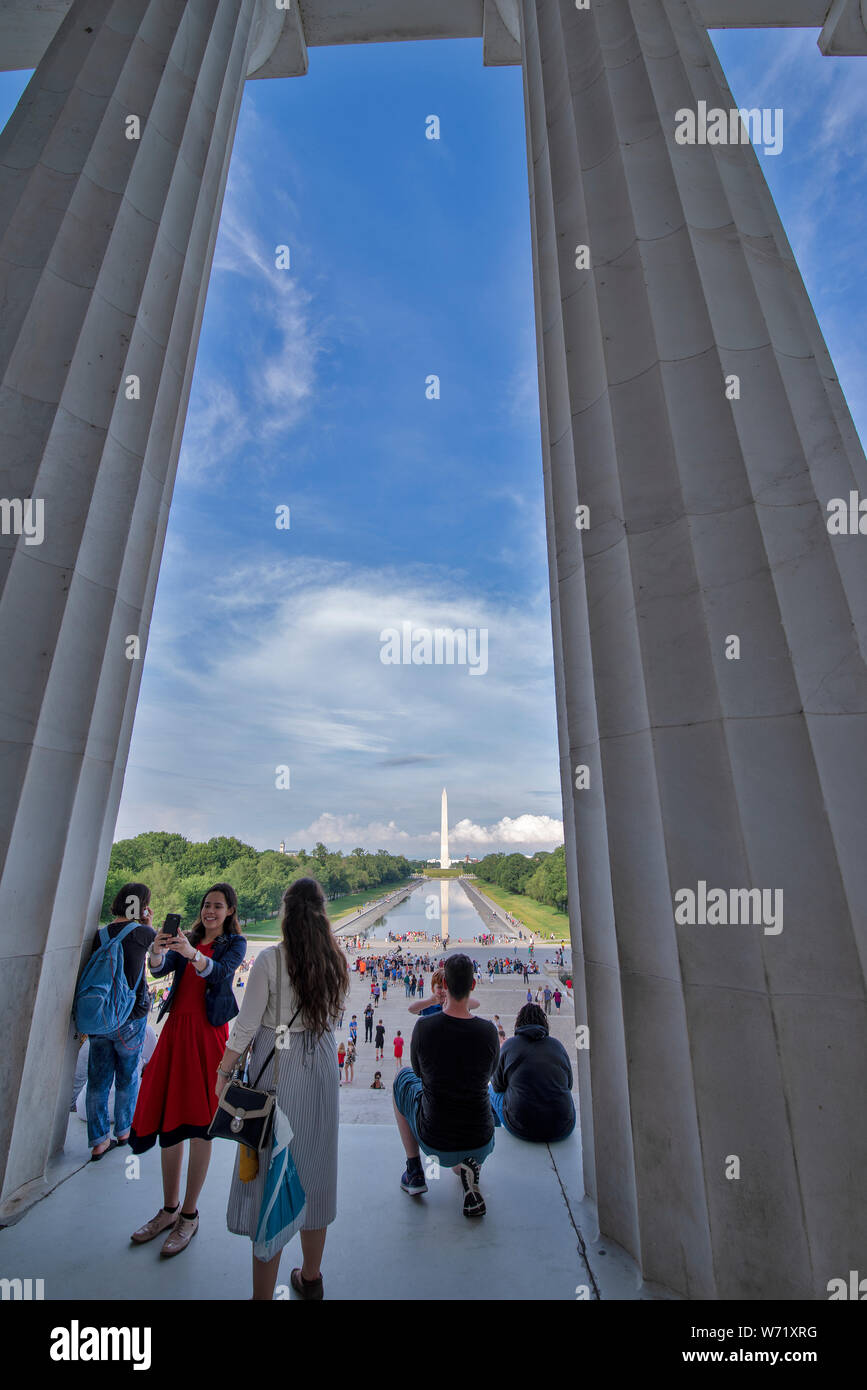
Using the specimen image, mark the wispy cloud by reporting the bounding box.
[178,154,323,484]
[119,551,560,849]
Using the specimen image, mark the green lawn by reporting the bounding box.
[240,881,416,938]
[473,881,571,942]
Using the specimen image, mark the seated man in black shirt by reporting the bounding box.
[392,954,499,1217]
[489,1004,576,1142]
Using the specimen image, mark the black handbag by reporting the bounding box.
[208,951,300,1152]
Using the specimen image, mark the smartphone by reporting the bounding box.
[161,913,181,940]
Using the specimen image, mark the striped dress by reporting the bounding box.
[225,945,340,1239]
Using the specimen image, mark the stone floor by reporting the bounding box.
[0,1114,671,1300]
[0,942,670,1299]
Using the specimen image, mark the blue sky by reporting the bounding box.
[2,26,866,859]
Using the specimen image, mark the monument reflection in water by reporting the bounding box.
[362,878,484,944]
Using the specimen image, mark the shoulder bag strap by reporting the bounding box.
[273,942,281,1091]
[250,945,302,1089]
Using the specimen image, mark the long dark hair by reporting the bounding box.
[280,877,349,1037]
[188,882,242,945]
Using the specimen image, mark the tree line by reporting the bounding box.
[473,845,567,911]
[102,831,421,927]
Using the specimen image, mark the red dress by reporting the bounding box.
[129,943,229,1152]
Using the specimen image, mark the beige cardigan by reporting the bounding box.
[227,944,311,1054]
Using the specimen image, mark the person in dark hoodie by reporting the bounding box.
[488,1004,575,1142]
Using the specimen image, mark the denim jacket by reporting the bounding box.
[153,932,247,1028]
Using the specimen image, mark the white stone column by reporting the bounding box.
[520,0,867,1297]
[0,0,265,1206]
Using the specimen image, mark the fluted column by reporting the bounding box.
[0,0,264,1206]
[521,0,867,1297]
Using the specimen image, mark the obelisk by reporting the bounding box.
[440,788,451,869]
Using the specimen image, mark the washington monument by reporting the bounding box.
[440,788,451,870]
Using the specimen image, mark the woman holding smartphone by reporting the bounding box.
[128,883,246,1257]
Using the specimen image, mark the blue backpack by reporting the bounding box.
[74,922,144,1035]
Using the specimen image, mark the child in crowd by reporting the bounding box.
[370,1072,385,1090]
[409,969,480,1018]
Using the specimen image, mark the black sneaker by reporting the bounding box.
[400,1165,428,1196]
[458,1158,486,1217]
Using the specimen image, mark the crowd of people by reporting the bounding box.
[72,875,575,1300]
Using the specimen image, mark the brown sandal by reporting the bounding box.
[290,1267,324,1300]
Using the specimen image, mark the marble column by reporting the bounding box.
[0,0,265,1207]
[520,0,867,1297]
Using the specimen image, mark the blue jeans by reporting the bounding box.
[488,1085,514,1134]
[85,1013,148,1146]
[393,1067,495,1168]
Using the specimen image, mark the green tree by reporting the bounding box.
[499,853,530,893]
[524,846,568,910]
[138,860,183,929]
[176,841,220,878]
[100,867,131,921]
[207,835,257,870]
[109,832,186,874]
[176,874,214,922]
[224,856,268,925]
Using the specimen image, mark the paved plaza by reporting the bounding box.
[333,940,574,1122]
[0,929,667,1301]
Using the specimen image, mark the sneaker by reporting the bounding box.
[400,1166,429,1196]
[160,1211,199,1257]
[458,1158,486,1218]
[130,1206,179,1244]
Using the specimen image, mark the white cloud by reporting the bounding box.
[450,814,564,849]
[290,813,415,846]
[118,553,561,849]
[263,810,564,857]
